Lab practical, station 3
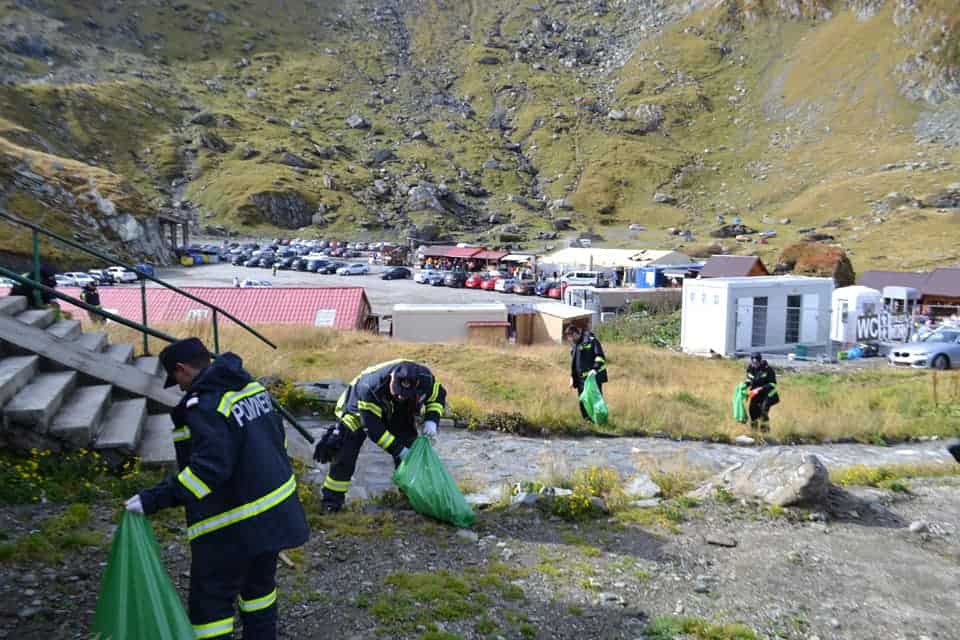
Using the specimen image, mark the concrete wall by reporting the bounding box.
[393,306,508,342]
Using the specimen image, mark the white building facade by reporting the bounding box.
[681,276,834,356]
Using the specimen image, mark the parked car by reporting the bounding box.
[62,272,95,287]
[277,257,297,270]
[426,271,448,286]
[382,267,412,280]
[337,263,369,276]
[562,271,607,287]
[240,279,273,288]
[888,328,960,370]
[481,276,502,291]
[512,280,535,295]
[87,269,117,285]
[291,258,307,271]
[320,261,345,274]
[444,272,469,288]
[547,286,562,299]
[464,273,487,289]
[258,256,277,268]
[494,278,516,293]
[306,259,330,273]
[0,277,15,287]
[414,270,432,284]
[105,266,138,283]
[535,281,552,297]
[55,274,76,287]
[244,257,261,267]
[232,254,250,266]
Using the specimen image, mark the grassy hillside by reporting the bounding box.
[0,0,957,267]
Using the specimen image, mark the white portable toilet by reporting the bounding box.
[831,286,882,344]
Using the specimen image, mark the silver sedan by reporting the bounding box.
[888,328,960,370]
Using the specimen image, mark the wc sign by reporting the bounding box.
[856,312,908,342]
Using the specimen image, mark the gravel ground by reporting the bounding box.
[2,476,958,640]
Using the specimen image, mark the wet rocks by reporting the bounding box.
[633,104,665,133]
[920,184,960,208]
[624,475,662,499]
[723,451,830,507]
[345,114,370,130]
[243,190,313,229]
[279,153,318,170]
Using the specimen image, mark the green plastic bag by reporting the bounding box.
[733,382,748,424]
[393,436,475,528]
[579,373,609,425]
[91,511,194,640]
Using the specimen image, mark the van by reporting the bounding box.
[561,271,607,287]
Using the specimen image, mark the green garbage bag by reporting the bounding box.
[393,436,475,528]
[579,373,609,425]
[733,382,748,424]
[91,511,194,640]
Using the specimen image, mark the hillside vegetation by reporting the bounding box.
[0,0,958,268]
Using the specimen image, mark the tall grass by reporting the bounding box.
[98,321,960,442]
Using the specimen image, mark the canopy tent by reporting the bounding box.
[474,250,509,262]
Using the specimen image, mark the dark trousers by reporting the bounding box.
[190,550,279,639]
[748,394,779,430]
[321,416,418,509]
[575,379,603,420]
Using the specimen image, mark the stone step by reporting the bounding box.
[0,296,28,316]
[47,319,82,341]
[105,343,134,364]
[3,371,77,430]
[49,385,112,447]
[0,355,39,407]
[137,413,176,465]
[134,356,163,378]
[15,308,57,329]
[94,397,147,452]
[77,331,109,352]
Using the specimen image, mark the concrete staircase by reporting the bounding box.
[0,295,179,464]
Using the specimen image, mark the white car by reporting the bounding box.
[337,263,369,276]
[105,266,138,283]
[414,270,432,284]
[240,279,273,288]
[62,272,95,287]
[54,275,75,287]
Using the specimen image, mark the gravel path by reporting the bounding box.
[291,422,957,502]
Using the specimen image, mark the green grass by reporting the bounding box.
[832,463,960,491]
[0,504,103,563]
[645,615,757,640]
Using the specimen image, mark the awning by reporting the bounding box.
[419,245,456,258]
[475,250,509,262]
[502,254,535,263]
[446,247,483,259]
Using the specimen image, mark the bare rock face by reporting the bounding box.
[723,451,830,507]
[242,190,312,228]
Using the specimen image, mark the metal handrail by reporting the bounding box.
[0,266,178,343]
[0,267,315,444]
[0,211,276,353]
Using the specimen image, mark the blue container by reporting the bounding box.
[637,267,664,289]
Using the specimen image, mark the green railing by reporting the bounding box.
[0,214,314,444]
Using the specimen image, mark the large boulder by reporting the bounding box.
[920,184,960,209]
[776,242,855,287]
[722,451,830,507]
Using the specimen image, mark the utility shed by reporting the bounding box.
[681,276,833,356]
[392,304,508,343]
[531,303,594,343]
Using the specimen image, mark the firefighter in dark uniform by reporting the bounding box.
[125,338,309,640]
[314,360,447,513]
[80,281,104,324]
[9,264,60,317]
[745,352,779,432]
[566,325,608,420]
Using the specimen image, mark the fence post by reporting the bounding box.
[31,229,42,308]
[140,276,149,355]
[212,309,220,355]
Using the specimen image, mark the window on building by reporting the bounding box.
[751,296,768,347]
[785,294,802,344]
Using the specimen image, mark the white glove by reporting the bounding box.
[125,495,143,513]
[398,447,410,461]
[422,420,438,440]
[587,369,597,377]
[570,377,575,388]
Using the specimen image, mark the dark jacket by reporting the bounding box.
[140,353,309,555]
[571,331,608,385]
[335,360,447,457]
[80,287,101,307]
[746,363,778,402]
[10,271,57,306]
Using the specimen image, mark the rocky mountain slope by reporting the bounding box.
[0,0,958,269]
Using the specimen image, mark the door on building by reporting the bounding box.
[801,293,819,343]
[785,295,802,344]
[736,298,753,352]
[751,296,768,347]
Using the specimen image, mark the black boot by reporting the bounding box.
[948,443,960,463]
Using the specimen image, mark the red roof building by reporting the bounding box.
[445,247,483,259]
[474,250,509,262]
[56,286,372,330]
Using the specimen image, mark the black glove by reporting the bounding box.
[313,425,344,464]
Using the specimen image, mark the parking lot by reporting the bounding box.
[152,262,538,316]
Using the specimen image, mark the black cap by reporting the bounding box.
[159,337,211,388]
[750,352,763,362]
[390,363,420,400]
